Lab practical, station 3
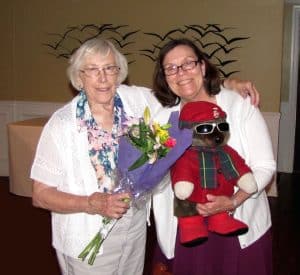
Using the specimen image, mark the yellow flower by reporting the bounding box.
[153,122,169,143]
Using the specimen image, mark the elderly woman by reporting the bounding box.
[30,38,163,275]
[30,37,260,275]
[151,38,276,275]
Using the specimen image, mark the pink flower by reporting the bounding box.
[164,137,176,148]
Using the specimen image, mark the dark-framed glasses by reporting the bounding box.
[163,60,199,76]
[80,65,120,77]
[194,122,229,135]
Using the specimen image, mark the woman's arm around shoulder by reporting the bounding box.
[223,78,260,106]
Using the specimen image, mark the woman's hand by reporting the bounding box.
[223,78,260,107]
[196,190,251,216]
[196,194,235,217]
[87,192,131,219]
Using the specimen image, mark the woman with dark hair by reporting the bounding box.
[152,38,275,275]
[153,38,221,107]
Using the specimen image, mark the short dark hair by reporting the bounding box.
[152,38,221,107]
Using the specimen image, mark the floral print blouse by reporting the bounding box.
[76,90,124,193]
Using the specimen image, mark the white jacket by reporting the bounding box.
[152,89,276,259]
[30,84,160,258]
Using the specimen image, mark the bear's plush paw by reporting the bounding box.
[174,181,194,200]
[237,173,257,194]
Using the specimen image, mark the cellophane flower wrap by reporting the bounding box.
[78,108,192,265]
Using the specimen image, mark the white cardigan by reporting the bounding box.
[152,89,276,259]
[30,84,161,258]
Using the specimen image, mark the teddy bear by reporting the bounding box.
[171,101,257,245]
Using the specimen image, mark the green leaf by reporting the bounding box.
[161,123,171,130]
[158,146,169,157]
[128,153,149,171]
[128,135,146,148]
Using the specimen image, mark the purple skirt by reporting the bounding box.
[152,228,273,275]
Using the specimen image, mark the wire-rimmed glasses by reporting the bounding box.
[80,65,120,77]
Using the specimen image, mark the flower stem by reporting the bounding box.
[78,232,101,262]
[88,234,103,265]
[78,217,115,265]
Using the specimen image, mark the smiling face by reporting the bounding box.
[163,45,207,104]
[79,50,119,106]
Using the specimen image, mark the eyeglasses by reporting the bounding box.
[163,60,199,76]
[194,122,229,135]
[80,65,120,77]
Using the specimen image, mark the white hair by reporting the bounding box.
[67,38,128,90]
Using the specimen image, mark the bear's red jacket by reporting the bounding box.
[171,144,252,203]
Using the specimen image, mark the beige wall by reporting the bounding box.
[0,0,284,111]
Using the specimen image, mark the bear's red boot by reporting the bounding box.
[207,212,248,235]
[178,215,208,244]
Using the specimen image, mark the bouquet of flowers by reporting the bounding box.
[124,107,176,170]
[78,107,192,265]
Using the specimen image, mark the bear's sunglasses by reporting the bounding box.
[194,122,229,135]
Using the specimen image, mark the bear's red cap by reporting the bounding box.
[179,101,226,123]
